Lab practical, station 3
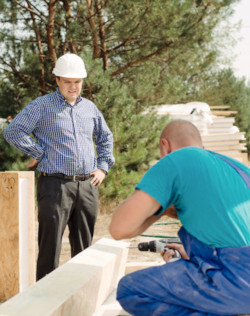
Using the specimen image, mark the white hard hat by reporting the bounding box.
[52,53,87,78]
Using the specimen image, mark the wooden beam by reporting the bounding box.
[0,238,129,316]
[0,172,19,300]
[211,110,238,116]
[93,290,131,316]
[210,105,231,109]
[205,144,246,151]
[94,261,166,316]
[202,132,246,141]
[203,140,246,146]
[0,172,35,300]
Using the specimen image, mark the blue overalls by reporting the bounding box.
[117,156,250,316]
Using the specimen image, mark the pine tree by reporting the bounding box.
[0,0,244,201]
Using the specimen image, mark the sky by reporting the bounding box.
[229,0,250,81]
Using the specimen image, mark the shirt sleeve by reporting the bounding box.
[4,101,45,161]
[135,157,180,216]
[94,109,115,172]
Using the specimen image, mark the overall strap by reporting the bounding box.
[211,152,250,189]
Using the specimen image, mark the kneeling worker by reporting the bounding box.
[109,119,250,316]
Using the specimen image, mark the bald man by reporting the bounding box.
[109,119,250,316]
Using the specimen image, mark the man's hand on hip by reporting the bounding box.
[90,169,106,187]
[27,158,38,168]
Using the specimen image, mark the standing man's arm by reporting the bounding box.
[91,110,115,187]
[109,189,172,239]
[4,102,44,162]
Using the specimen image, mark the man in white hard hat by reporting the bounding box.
[4,53,115,280]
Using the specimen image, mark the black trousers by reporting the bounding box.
[36,175,98,280]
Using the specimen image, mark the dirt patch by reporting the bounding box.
[59,213,181,266]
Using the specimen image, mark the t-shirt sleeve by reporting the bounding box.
[135,157,179,216]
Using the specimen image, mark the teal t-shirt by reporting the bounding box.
[135,147,250,248]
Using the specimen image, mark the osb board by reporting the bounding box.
[0,172,20,300]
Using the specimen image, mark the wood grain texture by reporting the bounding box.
[0,172,20,300]
[0,172,35,300]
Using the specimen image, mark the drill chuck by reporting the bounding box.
[138,240,163,252]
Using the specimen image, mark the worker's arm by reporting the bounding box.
[109,189,173,240]
[164,204,178,219]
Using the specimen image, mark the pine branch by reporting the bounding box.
[95,0,108,70]
[25,0,46,91]
[107,2,150,54]
[13,0,46,23]
[0,59,49,95]
[111,42,173,77]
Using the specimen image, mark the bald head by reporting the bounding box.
[160,120,203,155]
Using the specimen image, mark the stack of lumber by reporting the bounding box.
[149,102,249,165]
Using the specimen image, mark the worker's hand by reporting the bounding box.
[161,243,189,263]
[27,158,38,168]
[90,169,106,187]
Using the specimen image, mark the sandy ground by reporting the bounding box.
[59,213,181,266]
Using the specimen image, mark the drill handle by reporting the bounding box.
[163,247,181,259]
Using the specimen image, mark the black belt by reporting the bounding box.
[42,172,92,181]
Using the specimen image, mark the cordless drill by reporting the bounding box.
[132,238,181,259]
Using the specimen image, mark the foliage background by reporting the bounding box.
[0,0,249,206]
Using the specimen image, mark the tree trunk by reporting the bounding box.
[86,0,100,58]
[95,0,108,70]
[47,0,57,65]
[61,0,77,54]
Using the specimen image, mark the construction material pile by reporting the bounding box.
[146,101,248,164]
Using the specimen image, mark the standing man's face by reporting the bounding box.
[56,77,83,105]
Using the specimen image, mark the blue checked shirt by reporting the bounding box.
[4,88,115,175]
